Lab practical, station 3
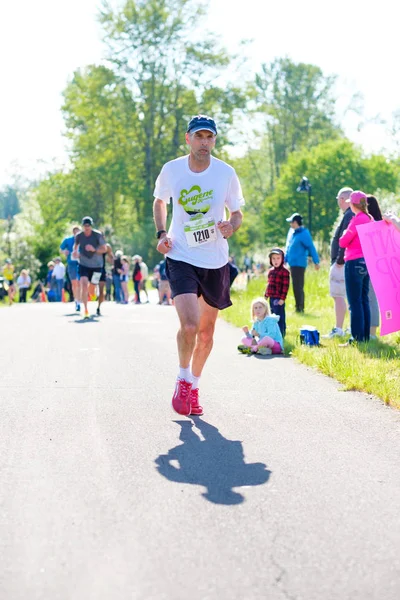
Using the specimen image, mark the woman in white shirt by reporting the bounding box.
[17,269,31,303]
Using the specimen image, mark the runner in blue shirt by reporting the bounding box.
[60,226,81,311]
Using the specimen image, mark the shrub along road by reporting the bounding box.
[1,302,399,600]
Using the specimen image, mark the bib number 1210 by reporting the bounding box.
[193,229,210,243]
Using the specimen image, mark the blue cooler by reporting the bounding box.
[300,326,320,346]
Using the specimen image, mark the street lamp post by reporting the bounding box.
[296,176,312,235]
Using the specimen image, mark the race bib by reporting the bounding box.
[184,215,217,247]
[91,271,101,285]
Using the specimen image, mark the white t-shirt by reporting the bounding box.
[154,155,245,269]
[52,263,65,280]
[17,275,31,289]
[140,262,149,279]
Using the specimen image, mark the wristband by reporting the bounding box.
[156,230,167,239]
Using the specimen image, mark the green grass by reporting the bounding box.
[223,266,400,409]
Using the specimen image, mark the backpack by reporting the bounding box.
[299,326,320,346]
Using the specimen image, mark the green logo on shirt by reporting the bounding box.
[178,185,213,215]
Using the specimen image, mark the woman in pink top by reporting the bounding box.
[339,190,373,342]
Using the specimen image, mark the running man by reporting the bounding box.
[60,226,81,311]
[72,216,107,319]
[97,242,114,316]
[153,114,244,416]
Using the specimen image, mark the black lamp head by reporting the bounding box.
[297,176,310,193]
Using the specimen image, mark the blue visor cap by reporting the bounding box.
[187,115,217,136]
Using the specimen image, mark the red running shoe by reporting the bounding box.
[190,387,203,416]
[172,378,192,416]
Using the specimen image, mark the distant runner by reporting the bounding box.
[60,226,81,311]
[73,216,107,319]
[97,243,114,316]
[153,115,244,416]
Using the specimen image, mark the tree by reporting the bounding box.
[255,58,340,186]
[29,173,72,277]
[62,65,141,227]
[262,139,399,245]
[0,186,20,219]
[99,0,245,214]
[230,137,274,254]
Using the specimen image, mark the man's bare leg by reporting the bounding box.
[191,296,219,378]
[170,293,200,415]
[80,276,89,315]
[72,279,80,304]
[334,296,347,330]
[98,281,105,314]
[174,293,200,369]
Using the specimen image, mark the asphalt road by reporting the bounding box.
[1,300,399,600]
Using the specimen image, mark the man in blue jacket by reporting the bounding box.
[285,213,320,313]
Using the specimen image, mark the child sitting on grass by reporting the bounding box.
[238,297,284,355]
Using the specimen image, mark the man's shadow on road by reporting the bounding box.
[155,418,271,505]
[69,315,100,324]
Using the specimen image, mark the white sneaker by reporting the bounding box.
[257,347,272,355]
[322,327,344,339]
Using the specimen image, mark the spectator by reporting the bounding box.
[105,273,113,301]
[339,190,373,344]
[243,253,252,273]
[158,258,171,305]
[383,212,400,232]
[112,250,124,303]
[120,256,130,304]
[31,281,45,302]
[139,256,149,303]
[2,259,16,305]
[238,297,284,355]
[52,257,66,301]
[285,213,320,313]
[132,255,142,304]
[264,248,290,338]
[324,187,354,338]
[46,261,56,302]
[17,269,31,303]
[366,195,383,339]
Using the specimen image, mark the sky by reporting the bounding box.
[0,0,399,187]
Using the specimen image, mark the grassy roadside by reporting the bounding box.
[222,266,400,409]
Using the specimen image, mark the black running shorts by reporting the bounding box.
[79,265,102,282]
[166,258,231,310]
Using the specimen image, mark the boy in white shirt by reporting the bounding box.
[52,257,66,302]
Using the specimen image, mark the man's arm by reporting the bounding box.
[229,209,243,233]
[217,209,243,239]
[106,244,114,264]
[72,241,80,260]
[95,244,107,254]
[153,199,172,254]
[60,238,69,257]
[304,230,319,264]
[153,198,168,232]
[336,211,353,265]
